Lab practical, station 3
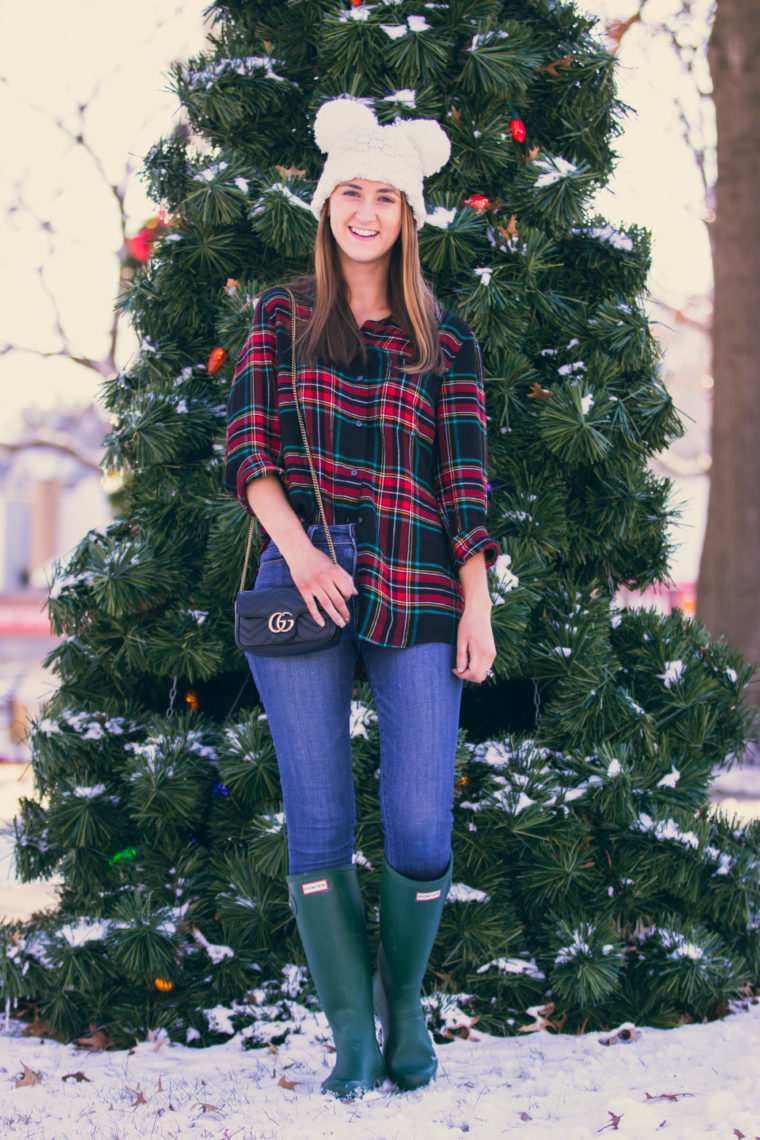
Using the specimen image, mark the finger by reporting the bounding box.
[452,639,470,677]
[303,595,326,628]
[315,588,350,628]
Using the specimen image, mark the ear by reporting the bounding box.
[313,98,378,153]
[392,119,451,176]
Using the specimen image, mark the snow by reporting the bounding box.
[381,23,408,38]
[382,88,416,106]
[571,224,635,252]
[580,393,594,415]
[425,206,457,228]
[2,999,760,1137]
[657,659,685,689]
[473,266,492,286]
[446,883,489,904]
[407,15,431,32]
[349,701,376,739]
[533,155,578,187]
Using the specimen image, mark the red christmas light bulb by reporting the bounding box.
[463,195,491,211]
[510,118,526,143]
[207,346,228,374]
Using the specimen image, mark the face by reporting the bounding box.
[327,179,403,268]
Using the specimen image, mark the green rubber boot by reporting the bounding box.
[287,864,385,1098]
[373,857,453,1091]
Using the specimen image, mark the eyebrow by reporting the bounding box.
[343,182,400,196]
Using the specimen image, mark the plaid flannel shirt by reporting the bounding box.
[224,287,498,647]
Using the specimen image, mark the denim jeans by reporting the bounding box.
[245,524,463,880]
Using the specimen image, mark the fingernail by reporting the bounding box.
[318,618,325,627]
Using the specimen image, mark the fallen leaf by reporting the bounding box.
[519,1111,532,1121]
[596,1110,623,1133]
[76,1024,112,1051]
[536,52,576,79]
[22,1013,54,1038]
[128,1082,147,1106]
[278,1075,300,1091]
[275,163,306,181]
[15,1063,42,1088]
[157,1077,164,1092]
[437,1014,481,1041]
[267,1044,278,1055]
[62,1071,91,1083]
[527,381,554,400]
[518,1002,567,1033]
[197,1102,221,1112]
[645,1091,694,1102]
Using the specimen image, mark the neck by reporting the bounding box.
[338,252,392,322]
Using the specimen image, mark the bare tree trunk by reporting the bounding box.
[698,0,760,705]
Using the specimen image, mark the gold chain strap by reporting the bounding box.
[239,290,337,592]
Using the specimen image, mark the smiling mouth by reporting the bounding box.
[348,226,379,239]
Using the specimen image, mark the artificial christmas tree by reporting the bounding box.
[4,0,757,1050]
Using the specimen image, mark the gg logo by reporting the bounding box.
[268,611,295,634]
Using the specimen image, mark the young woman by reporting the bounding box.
[225,99,498,1097]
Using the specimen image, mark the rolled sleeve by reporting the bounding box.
[450,525,500,571]
[434,326,498,571]
[224,292,285,515]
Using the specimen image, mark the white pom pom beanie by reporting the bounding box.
[310,97,451,229]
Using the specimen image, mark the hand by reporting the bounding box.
[452,604,496,684]
[287,543,358,629]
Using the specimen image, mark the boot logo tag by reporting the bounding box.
[416,889,442,902]
[302,879,329,895]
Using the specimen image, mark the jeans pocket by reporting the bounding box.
[254,555,294,590]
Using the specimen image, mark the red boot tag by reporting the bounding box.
[415,889,442,902]
[302,879,330,895]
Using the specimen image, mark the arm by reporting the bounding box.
[225,291,356,627]
[433,324,498,683]
[452,551,496,684]
[246,476,356,628]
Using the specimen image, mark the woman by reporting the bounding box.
[225,99,498,1097]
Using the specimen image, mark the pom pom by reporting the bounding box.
[392,118,451,176]
[313,98,377,153]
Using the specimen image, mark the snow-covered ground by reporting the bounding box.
[1,999,760,1138]
[3,762,760,1137]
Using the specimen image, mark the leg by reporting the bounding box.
[362,640,462,880]
[247,526,382,1095]
[361,640,462,1089]
[245,530,360,873]
[247,638,357,872]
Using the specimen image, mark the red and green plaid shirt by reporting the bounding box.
[225,287,498,647]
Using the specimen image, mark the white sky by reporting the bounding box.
[0,0,715,435]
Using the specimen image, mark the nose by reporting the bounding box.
[353,197,376,222]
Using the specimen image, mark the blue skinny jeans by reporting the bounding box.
[245,524,463,880]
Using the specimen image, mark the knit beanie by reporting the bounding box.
[310,98,451,229]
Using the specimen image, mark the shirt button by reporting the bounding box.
[357,515,364,524]
[355,419,363,428]
[356,374,364,381]
[350,468,358,477]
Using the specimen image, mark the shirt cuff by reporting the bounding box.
[450,526,500,571]
[236,455,285,515]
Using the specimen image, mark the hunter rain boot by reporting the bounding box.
[373,857,453,1091]
[287,863,385,1097]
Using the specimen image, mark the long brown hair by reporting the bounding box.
[295,195,445,375]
